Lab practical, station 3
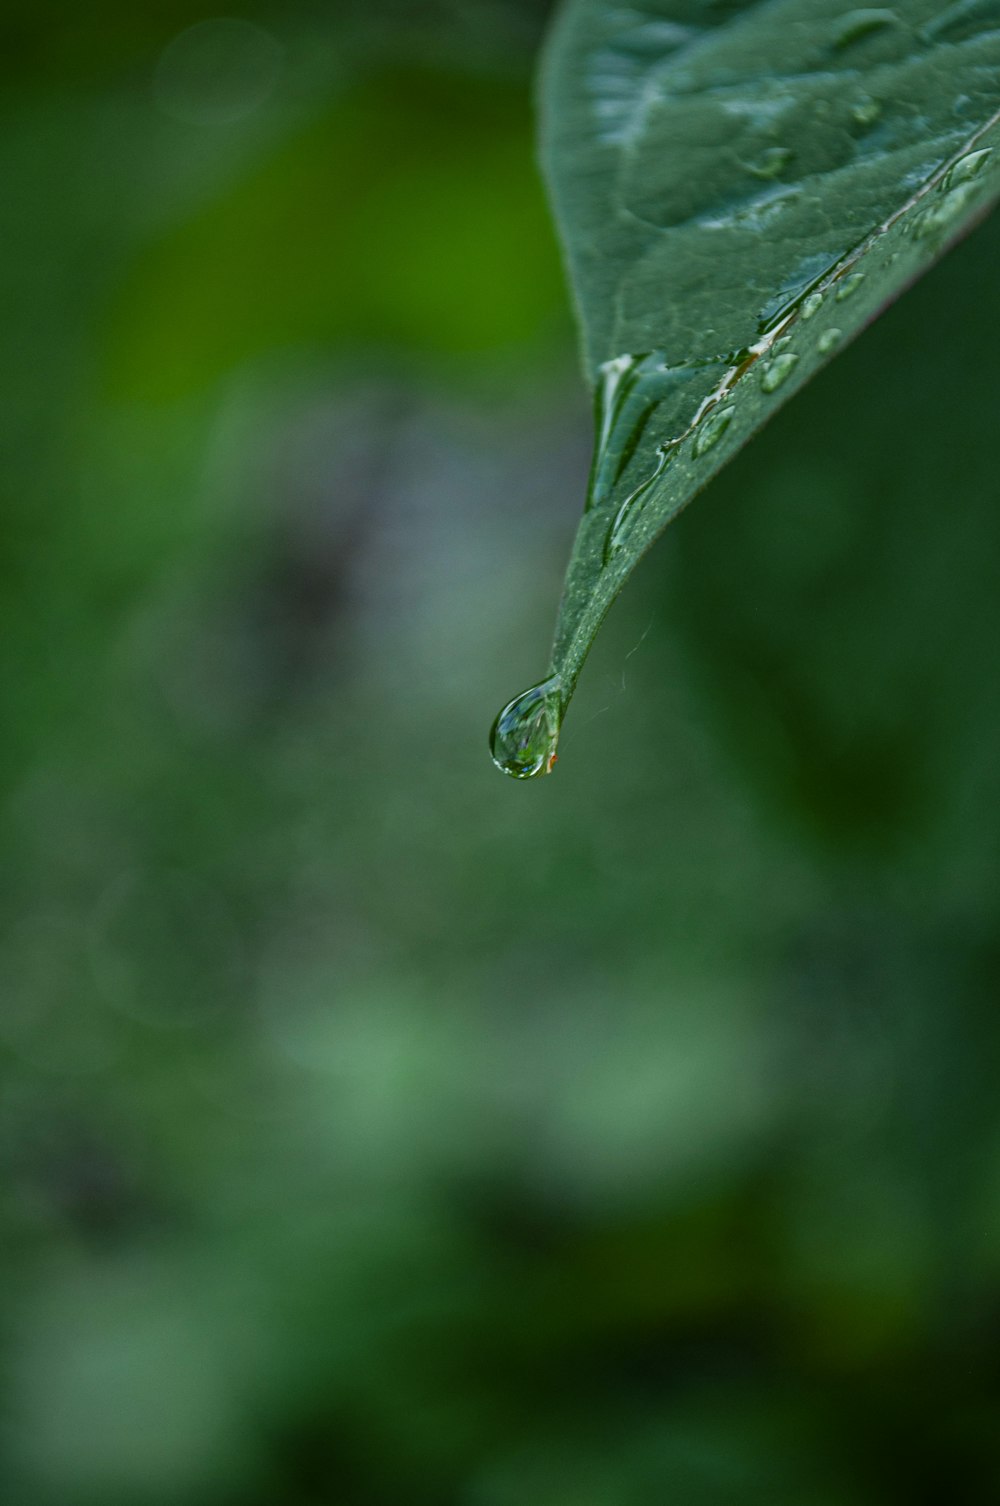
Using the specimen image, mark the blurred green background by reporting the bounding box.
[3,2,1000,1502]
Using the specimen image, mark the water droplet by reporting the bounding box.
[833,8,898,50]
[760,351,799,393]
[851,94,882,127]
[489,677,563,779]
[943,148,992,189]
[692,406,734,458]
[801,291,825,320]
[911,182,979,240]
[757,254,840,331]
[605,446,672,560]
[835,271,866,302]
[745,145,793,180]
[817,328,842,354]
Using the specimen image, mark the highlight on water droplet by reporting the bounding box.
[801,291,825,320]
[760,351,799,393]
[692,406,734,457]
[489,676,563,779]
[817,327,842,354]
[835,271,866,302]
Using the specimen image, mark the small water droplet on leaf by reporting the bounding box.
[692,407,735,457]
[817,327,842,354]
[912,181,980,240]
[835,271,866,301]
[760,351,799,392]
[943,147,992,189]
[801,291,825,320]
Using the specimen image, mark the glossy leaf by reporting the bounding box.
[490,0,1000,777]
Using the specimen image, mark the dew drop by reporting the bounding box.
[912,182,978,240]
[800,291,825,320]
[489,676,563,779]
[943,148,992,190]
[692,406,735,458]
[817,327,842,354]
[835,271,866,302]
[760,351,799,393]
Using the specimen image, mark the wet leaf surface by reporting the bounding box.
[491,0,1000,775]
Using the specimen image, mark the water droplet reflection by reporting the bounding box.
[489,677,563,779]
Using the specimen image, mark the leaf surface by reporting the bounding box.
[490,0,1000,777]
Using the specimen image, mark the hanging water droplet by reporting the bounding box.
[692,406,735,458]
[745,145,793,180]
[801,291,825,320]
[817,327,842,354]
[760,351,799,393]
[835,271,865,302]
[489,677,563,779]
[605,446,673,561]
[942,148,992,189]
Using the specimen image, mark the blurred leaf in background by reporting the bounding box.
[2,3,1000,1505]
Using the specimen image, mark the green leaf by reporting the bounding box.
[490,0,1000,778]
